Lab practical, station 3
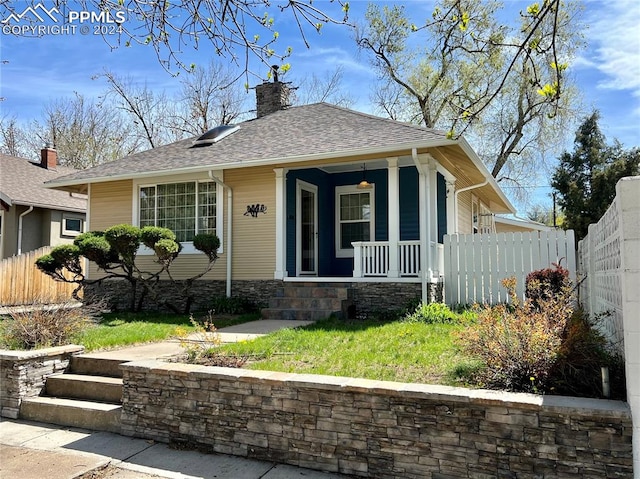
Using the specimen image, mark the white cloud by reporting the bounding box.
[583,0,640,95]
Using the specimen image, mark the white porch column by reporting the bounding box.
[428,159,438,278]
[387,157,400,278]
[418,161,430,301]
[274,168,287,279]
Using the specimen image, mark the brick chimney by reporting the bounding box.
[255,66,291,118]
[40,145,57,169]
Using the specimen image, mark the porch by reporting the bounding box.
[273,151,453,300]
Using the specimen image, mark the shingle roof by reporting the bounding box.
[46,103,451,185]
[0,154,86,212]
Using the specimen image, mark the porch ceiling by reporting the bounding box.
[429,145,512,214]
[317,156,415,174]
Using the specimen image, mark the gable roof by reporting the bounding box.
[0,154,86,212]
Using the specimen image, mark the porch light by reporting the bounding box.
[357,164,373,189]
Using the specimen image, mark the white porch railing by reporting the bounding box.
[352,241,442,278]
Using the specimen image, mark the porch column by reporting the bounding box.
[274,168,287,279]
[418,158,430,301]
[387,157,400,278]
[428,158,438,277]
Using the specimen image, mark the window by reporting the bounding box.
[335,185,375,257]
[62,215,84,236]
[139,181,217,243]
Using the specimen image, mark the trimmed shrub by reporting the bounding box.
[140,226,176,249]
[193,233,220,261]
[104,224,141,262]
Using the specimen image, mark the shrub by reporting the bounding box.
[457,276,574,393]
[104,224,141,262]
[0,300,100,349]
[525,262,570,307]
[193,233,220,261]
[208,295,256,315]
[74,232,116,268]
[140,226,176,249]
[404,302,460,324]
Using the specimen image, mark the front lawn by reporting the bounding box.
[219,317,480,386]
[73,311,260,351]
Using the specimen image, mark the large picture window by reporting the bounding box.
[139,181,217,242]
[335,185,375,257]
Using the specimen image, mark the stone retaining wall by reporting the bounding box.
[120,361,633,478]
[0,345,84,418]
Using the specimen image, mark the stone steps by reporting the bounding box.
[20,396,121,433]
[45,373,123,403]
[262,283,354,321]
[19,356,125,433]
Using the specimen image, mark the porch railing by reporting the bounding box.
[353,241,442,278]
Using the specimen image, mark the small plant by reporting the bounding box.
[0,299,102,349]
[207,295,256,315]
[404,302,460,324]
[456,276,574,393]
[175,311,222,362]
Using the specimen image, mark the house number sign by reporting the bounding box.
[244,204,267,217]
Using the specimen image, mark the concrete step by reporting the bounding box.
[267,297,345,310]
[45,374,123,403]
[261,308,338,321]
[279,286,350,299]
[20,397,121,433]
[69,356,129,378]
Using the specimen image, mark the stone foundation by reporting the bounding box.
[0,345,84,418]
[84,279,441,314]
[121,361,634,478]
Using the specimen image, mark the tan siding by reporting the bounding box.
[90,180,133,230]
[225,166,276,280]
[495,222,537,234]
[135,254,226,280]
[457,191,473,234]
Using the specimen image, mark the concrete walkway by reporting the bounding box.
[0,419,352,479]
[1,319,353,479]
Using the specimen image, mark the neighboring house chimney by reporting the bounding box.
[255,65,291,118]
[40,145,57,169]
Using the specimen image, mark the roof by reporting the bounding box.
[495,215,552,232]
[45,103,450,185]
[0,154,86,212]
[43,102,514,213]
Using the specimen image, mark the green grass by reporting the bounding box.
[73,311,260,351]
[220,317,481,386]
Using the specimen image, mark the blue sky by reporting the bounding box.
[1,0,639,213]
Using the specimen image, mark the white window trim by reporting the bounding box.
[335,184,375,258]
[62,214,85,237]
[132,172,224,255]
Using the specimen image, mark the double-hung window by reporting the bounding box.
[139,181,217,243]
[335,185,375,257]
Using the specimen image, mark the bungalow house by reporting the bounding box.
[45,81,516,316]
[0,148,86,260]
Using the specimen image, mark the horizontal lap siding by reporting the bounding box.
[225,166,276,280]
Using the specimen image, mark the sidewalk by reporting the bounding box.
[1,319,353,479]
[0,419,351,479]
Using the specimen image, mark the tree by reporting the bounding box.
[1,1,350,75]
[0,115,30,159]
[293,65,355,108]
[357,0,583,186]
[36,224,220,313]
[26,93,140,168]
[551,111,640,240]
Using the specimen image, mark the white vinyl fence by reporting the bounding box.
[443,230,576,305]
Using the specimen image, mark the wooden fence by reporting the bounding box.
[0,247,81,306]
[443,230,576,305]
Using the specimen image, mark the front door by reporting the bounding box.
[296,180,318,276]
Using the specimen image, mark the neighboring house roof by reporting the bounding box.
[494,215,552,232]
[44,102,515,213]
[0,154,86,213]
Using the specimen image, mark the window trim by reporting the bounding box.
[334,184,375,258]
[132,173,224,255]
[62,214,84,237]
